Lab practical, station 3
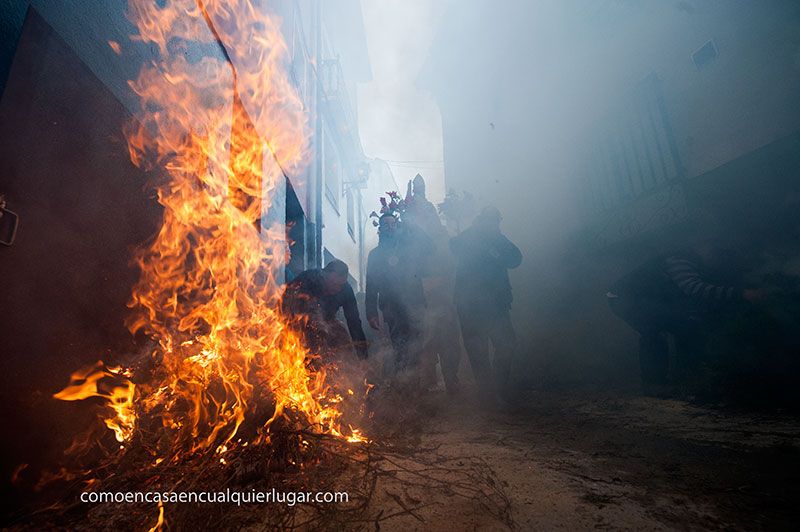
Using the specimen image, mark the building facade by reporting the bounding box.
[420,0,800,248]
[281,0,373,287]
[0,0,374,287]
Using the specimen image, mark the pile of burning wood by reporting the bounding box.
[6,3,512,529]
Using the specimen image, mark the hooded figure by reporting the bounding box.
[404,174,448,243]
[402,174,462,393]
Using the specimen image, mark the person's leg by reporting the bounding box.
[382,316,402,375]
[439,305,461,393]
[440,350,461,394]
[405,309,424,372]
[638,331,669,387]
[393,330,409,375]
[457,305,492,394]
[671,318,706,375]
[488,310,517,398]
[418,310,439,387]
[609,297,669,388]
[385,316,409,374]
[438,312,462,394]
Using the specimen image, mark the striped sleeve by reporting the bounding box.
[664,256,741,302]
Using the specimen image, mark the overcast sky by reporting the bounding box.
[358,0,448,204]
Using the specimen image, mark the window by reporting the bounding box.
[289,7,310,104]
[580,73,684,214]
[324,128,341,212]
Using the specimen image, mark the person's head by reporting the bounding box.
[474,205,502,232]
[378,213,399,242]
[322,259,349,294]
[412,173,426,198]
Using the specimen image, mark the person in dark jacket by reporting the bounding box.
[365,213,435,377]
[283,259,368,360]
[450,206,522,400]
[608,242,763,392]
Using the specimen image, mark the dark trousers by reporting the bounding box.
[456,304,516,396]
[608,296,705,386]
[424,320,461,388]
[383,305,423,374]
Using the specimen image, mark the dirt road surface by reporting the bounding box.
[370,388,800,531]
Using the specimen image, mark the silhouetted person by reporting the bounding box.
[450,206,522,400]
[404,174,462,393]
[608,240,763,394]
[283,259,368,360]
[365,213,434,378]
[404,174,449,243]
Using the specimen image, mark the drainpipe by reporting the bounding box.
[357,192,364,289]
[312,0,323,268]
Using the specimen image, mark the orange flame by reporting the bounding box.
[55,0,360,460]
[54,361,136,444]
[148,501,165,532]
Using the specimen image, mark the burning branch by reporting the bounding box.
[52,0,362,470]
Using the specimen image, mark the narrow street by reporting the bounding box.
[3,2,800,530]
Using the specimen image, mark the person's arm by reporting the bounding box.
[491,234,522,269]
[341,284,368,358]
[665,255,742,303]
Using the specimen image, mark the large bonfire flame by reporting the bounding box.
[55,0,362,464]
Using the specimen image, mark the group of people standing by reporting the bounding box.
[282,175,522,404]
[280,179,778,402]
